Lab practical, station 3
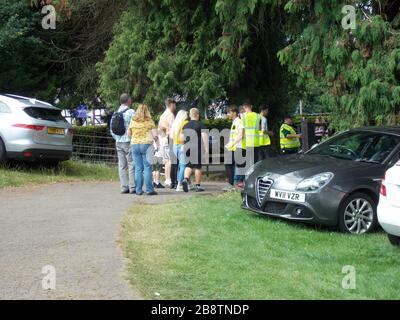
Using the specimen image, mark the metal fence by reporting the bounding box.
[72,134,226,175]
[62,109,110,126]
[72,134,118,165]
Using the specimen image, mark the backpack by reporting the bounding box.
[111,108,129,136]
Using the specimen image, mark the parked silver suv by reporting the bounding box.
[0,94,73,163]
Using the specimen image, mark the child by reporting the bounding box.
[152,133,167,189]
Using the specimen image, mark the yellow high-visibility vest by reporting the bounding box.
[259,116,271,146]
[280,123,301,150]
[228,121,239,151]
[242,112,261,149]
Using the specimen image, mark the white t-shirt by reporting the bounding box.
[154,135,169,159]
[232,117,244,149]
[158,109,175,137]
[261,116,268,132]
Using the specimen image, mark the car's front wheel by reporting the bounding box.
[388,234,400,246]
[0,138,6,163]
[338,193,377,234]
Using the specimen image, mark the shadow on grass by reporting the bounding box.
[245,209,384,235]
[0,160,66,173]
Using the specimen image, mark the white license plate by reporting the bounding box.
[270,189,306,203]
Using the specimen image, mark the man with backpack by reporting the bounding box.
[111,93,136,194]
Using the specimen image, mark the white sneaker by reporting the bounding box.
[165,179,172,187]
[176,185,184,192]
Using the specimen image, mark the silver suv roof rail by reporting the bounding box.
[3,94,54,107]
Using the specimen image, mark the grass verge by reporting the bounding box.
[120,193,400,300]
[0,161,118,188]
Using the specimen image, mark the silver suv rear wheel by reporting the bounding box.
[0,138,6,163]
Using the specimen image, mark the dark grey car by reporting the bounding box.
[241,127,400,234]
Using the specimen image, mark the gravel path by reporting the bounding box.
[0,181,224,300]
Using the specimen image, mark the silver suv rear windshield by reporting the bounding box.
[24,107,66,122]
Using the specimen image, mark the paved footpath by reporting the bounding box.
[0,181,224,300]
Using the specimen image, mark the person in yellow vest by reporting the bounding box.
[280,115,302,155]
[241,101,261,164]
[170,110,189,191]
[224,105,245,190]
[258,105,273,160]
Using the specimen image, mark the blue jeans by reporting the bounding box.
[173,144,187,183]
[235,171,245,183]
[132,144,154,193]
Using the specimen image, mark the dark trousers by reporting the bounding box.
[257,145,272,161]
[235,148,247,183]
[225,151,235,186]
[171,163,178,185]
[169,141,179,186]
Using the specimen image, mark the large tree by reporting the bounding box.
[278,0,400,129]
[97,0,295,116]
[0,0,127,108]
[46,0,128,108]
[0,0,60,100]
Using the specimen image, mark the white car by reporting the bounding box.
[378,161,400,246]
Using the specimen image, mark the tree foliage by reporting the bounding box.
[0,0,58,100]
[97,0,295,113]
[2,0,400,129]
[0,0,126,108]
[278,0,400,129]
[47,0,128,108]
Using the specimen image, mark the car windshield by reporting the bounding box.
[308,131,400,164]
[24,107,66,122]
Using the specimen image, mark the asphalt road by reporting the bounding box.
[0,181,224,300]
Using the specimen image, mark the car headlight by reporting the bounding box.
[296,172,334,192]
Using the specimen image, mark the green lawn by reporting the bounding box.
[0,161,118,188]
[120,193,400,300]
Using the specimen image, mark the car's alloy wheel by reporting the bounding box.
[339,193,377,234]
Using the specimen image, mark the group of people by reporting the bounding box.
[159,98,209,193]
[111,93,209,196]
[111,93,304,195]
[223,101,303,190]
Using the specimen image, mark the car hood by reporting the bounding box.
[252,154,375,190]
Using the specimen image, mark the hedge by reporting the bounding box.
[73,119,231,138]
[72,125,112,147]
[73,125,110,137]
[202,119,231,131]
